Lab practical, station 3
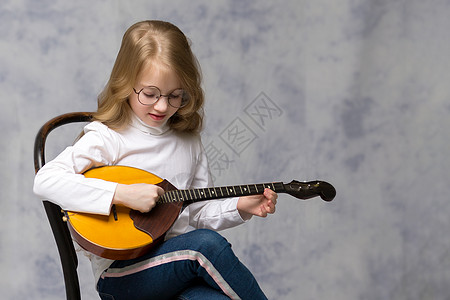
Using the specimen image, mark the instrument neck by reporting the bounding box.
[159,182,285,204]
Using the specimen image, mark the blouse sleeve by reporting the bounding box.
[185,139,247,231]
[33,122,119,215]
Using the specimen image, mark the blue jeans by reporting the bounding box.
[97,229,267,300]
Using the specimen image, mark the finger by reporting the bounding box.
[264,189,278,203]
[156,186,166,196]
[146,199,157,212]
[269,202,276,214]
[260,204,268,218]
[272,194,278,205]
[267,202,275,214]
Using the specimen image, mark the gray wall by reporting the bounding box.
[1,0,449,299]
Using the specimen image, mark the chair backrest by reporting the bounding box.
[33,112,93,300]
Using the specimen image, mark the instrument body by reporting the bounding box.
[66,166,336,260]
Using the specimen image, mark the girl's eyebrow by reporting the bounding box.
[140,84,183,93]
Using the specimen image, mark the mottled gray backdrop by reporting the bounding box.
[1,1,449,299]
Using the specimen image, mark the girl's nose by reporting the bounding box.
[153,95,169,111]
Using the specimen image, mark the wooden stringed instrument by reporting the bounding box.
[64,165,336,260]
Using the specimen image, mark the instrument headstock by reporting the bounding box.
[284,180,336,201]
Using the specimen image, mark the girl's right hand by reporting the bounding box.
[112,183,165,213]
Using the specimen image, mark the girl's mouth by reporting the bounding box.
[149,113,166,121]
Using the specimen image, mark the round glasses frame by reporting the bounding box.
[133,86,189,108]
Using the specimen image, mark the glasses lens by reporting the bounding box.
[167,89,188,108]
[138,87,160,105]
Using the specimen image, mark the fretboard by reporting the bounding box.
[159,182,286,204]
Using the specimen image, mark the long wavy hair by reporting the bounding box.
[93,20,204,133]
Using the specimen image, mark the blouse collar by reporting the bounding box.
[130,113,170,136]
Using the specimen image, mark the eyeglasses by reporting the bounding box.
[133,86,189,108]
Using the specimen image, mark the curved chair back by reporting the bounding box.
[33,112,93,300]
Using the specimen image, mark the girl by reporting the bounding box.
[34,20,277,300]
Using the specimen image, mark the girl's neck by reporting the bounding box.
[130,112,170,136]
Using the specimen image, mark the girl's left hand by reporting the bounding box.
[237,188,278,220]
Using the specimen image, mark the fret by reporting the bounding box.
[230,186,234,196]
[239,185,244,195]
[198,188,205,199]
[264,183,274,191]
[164,191,171,203]
[259,184,265,193]
[164,193,170,203]
[208,188,217,199]
[244,185,250,195]
[168,191,174,202]
[160,194,166,203]
[205,188,211,199]
[272,182,279,192]
[247,184,255,194]
[175,190,182,202]
[206,188,213,199]
[192,188,199,200]
[200,188,206,199]
[273,182,285,193]
[196,188,202,200]
[166,190,172,202]
[176,190,182,201]
[240,185,248,196]
[168,190,173,202]
[196,188,201,199]
[260,184,267,192]
[245,185,250,195]
[170,191,177,202]
[259,184,266,192]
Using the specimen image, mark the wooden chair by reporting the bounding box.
[33,112,93,300]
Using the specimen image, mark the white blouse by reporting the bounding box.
[33,114,245,284]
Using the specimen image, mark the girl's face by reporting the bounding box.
[129,63,181,128]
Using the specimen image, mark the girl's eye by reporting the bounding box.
[168,94,182,100]
[144,93,158,99]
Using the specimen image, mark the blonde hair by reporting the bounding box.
[93,20,204,133]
